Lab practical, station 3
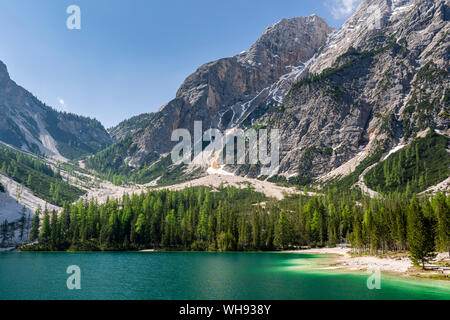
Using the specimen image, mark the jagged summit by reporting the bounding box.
[243,15,333,70]
[125,15,333,167]
[0,61,9,81]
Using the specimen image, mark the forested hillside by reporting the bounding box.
[20,185,449,268]
[85,142,202,186]
[365,131,450,194]
[0,144,85,206]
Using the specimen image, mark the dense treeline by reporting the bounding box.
[0,144,85,205]
[365,131,450,194]
[20,186,449,268]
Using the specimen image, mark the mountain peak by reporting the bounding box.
[113,15,334,167]
[243,15,334,69]
[0,60,10,83]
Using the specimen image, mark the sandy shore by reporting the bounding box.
[288,247,450,276]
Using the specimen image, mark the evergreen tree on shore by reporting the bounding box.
[407,198,436,269]
[29,205,41,242]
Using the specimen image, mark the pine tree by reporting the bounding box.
[432,193,449,256]
[18,206,27,242]
[29,205,41,242]
[0,220,9,246]
[39,211,51,244]
[274,210,290,249]
[50,211,59,249]
[352,214,363,253]
[251,211,261,249]
[1,162,6,174]
[407,200,436,269]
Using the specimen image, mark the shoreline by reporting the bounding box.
[287,247,450,281]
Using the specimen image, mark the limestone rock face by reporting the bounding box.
[263,0,450,179]
[0,61,112,160]
[125,16,334,166]
[102,0,449,181]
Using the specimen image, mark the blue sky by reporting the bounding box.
[0,0,360,128]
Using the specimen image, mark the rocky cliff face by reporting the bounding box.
[91,0,449,185]
[123,15,334,166]
[108,113,154,142]
[0,61,112,160]
[258,0,449,180]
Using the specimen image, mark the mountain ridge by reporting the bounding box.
[0,61,113,160]
[88,0,448,190]
[89,15,335,173]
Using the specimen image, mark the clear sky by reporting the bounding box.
[0,0,361,128]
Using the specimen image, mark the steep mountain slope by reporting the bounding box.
[364,130,450,194]
[88,15,334,174]
[89,0,449,191]
[0,61,113,160]
[246,0,449,181]
[108,113,155,142]
[0,143,85,206]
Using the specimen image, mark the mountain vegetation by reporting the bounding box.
[85,142,203,186]
[365,131,450,194]
[0,144,85,206]
[43,110,112,159]
[108,113,154,142]
[19,185,449,269]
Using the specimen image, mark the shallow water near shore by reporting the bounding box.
[0,251,449,300]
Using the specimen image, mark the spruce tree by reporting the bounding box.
[29,205,41,242]
[432,193,449,257]
[407,200,436,269]
[274,210,290,249]
[39,211,51,244]
[18,206,27,242]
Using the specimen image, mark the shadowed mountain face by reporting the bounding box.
[0,61,112,160]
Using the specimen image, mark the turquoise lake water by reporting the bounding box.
[0,251,449,300]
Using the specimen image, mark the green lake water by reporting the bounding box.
[0,252,449,300]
